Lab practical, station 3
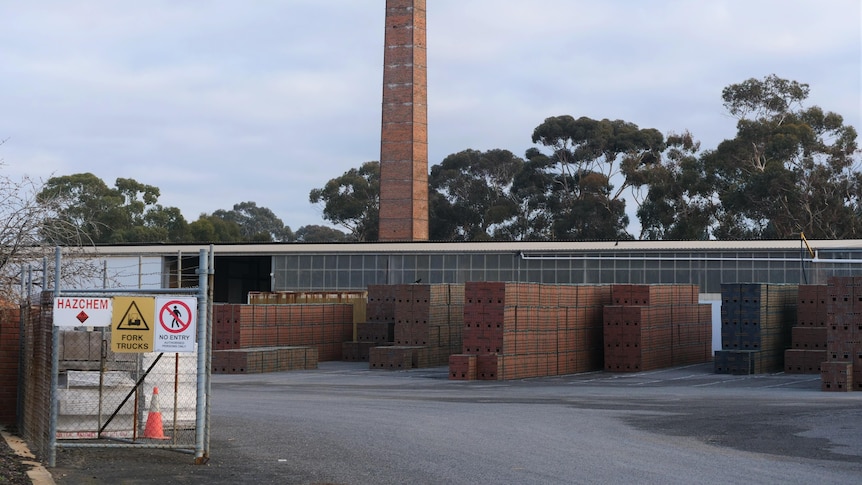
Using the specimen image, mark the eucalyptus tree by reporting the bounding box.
[705,75,861,239]
[633,131,715,240]
[37,173,189,243]
[212,201,292,242]
[510,115,664,240]
[309,161,379,241]
[429,149,523,240]
[294,224,348,242]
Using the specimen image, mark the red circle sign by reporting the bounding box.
[159,300,193,334]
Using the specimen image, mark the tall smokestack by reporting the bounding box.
[378,0,429,241]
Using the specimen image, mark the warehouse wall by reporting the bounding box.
[271,249,845,294]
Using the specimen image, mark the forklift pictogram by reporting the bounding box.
[116,301,150,331]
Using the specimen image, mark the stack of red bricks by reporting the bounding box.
[367,283,465,370]
[212,303,353,373]
[450,282,612,380]
[342,321,393,362]
[0,307,21,424]
[604,285,712,372]
[343,285,397,362]
[822,276,862,391]
[212,346,319,374]
[784,284,828,374]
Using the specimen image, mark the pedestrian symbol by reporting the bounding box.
[158,300,193,334]
[170,305,182,328]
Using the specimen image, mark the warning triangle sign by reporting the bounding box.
[116,301,150,331]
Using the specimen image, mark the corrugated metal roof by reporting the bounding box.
[76,239,862,256]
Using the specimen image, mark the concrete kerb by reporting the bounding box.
[0,426,55,485]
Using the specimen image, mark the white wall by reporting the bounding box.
[699,293,722,353]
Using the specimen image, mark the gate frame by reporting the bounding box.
[46,247,213,466]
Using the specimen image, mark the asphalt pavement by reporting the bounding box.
[47,362,862,484]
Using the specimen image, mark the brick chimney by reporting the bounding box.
[378,0,429,241]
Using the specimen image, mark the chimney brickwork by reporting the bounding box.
[378,0,429,241]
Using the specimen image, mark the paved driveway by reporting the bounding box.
[51,362,862,484]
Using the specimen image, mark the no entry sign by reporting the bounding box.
[154,296,197,352]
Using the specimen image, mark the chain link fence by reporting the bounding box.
[18,248,213,466]
[55,330,199,444]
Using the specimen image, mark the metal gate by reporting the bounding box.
[33,248,214,466]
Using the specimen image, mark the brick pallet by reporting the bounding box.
[784,284,828,374]
[365,284,398,325]
[248,291,367,340]
[345,285,399,363]
[357,321,395,344]
[366,284,465,370]
[450,282,612,380]
[784,349,826,374]
[249,290,367,305]
[212,346,318,374]
[369,345,429,370]
[448,354,477,380]
[342,320,397,361]
[341,341,386,362]
[821,361,853,391]
[610,283,699,306]
[716,283,797,374]
[212,303,354,370]
[714,349,773,374]
[796,284,828,327]
[821,276,862,391]
[604,285,711,373]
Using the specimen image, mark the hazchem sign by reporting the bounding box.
[111,296,155,353]
[154,297,197,353]
[54,294,197,353]
[53,297,113,327]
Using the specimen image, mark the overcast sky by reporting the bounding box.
[2,1,860,233]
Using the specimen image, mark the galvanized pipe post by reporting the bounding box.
[205,246,214,455]
[17,266,30,431]
[48,247,61,467]
[194,248,209,463]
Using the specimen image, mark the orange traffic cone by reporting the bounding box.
[144,387,169,439]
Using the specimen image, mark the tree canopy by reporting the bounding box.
[309,161,379,241]
[429,149,523,240]
[705,75,860,239]
[305,76,859,242]
[24,75,862,246]
[37,173,190,244]
[36,173,340,244]
[633,132,713,240]
[505,116,664,240]
[211,201,293,242]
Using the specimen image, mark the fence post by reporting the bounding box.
[205,246,214,455]
[194,248,209,463]
[49,247,61,467]
[17,267,27,431]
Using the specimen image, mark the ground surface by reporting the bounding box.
[28,362,862,484]
[0,427,34,485]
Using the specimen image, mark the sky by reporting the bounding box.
[1,1,860,234]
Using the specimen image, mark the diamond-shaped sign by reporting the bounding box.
[76,311,89,324]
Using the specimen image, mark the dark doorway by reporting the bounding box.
[165,254,271,303]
